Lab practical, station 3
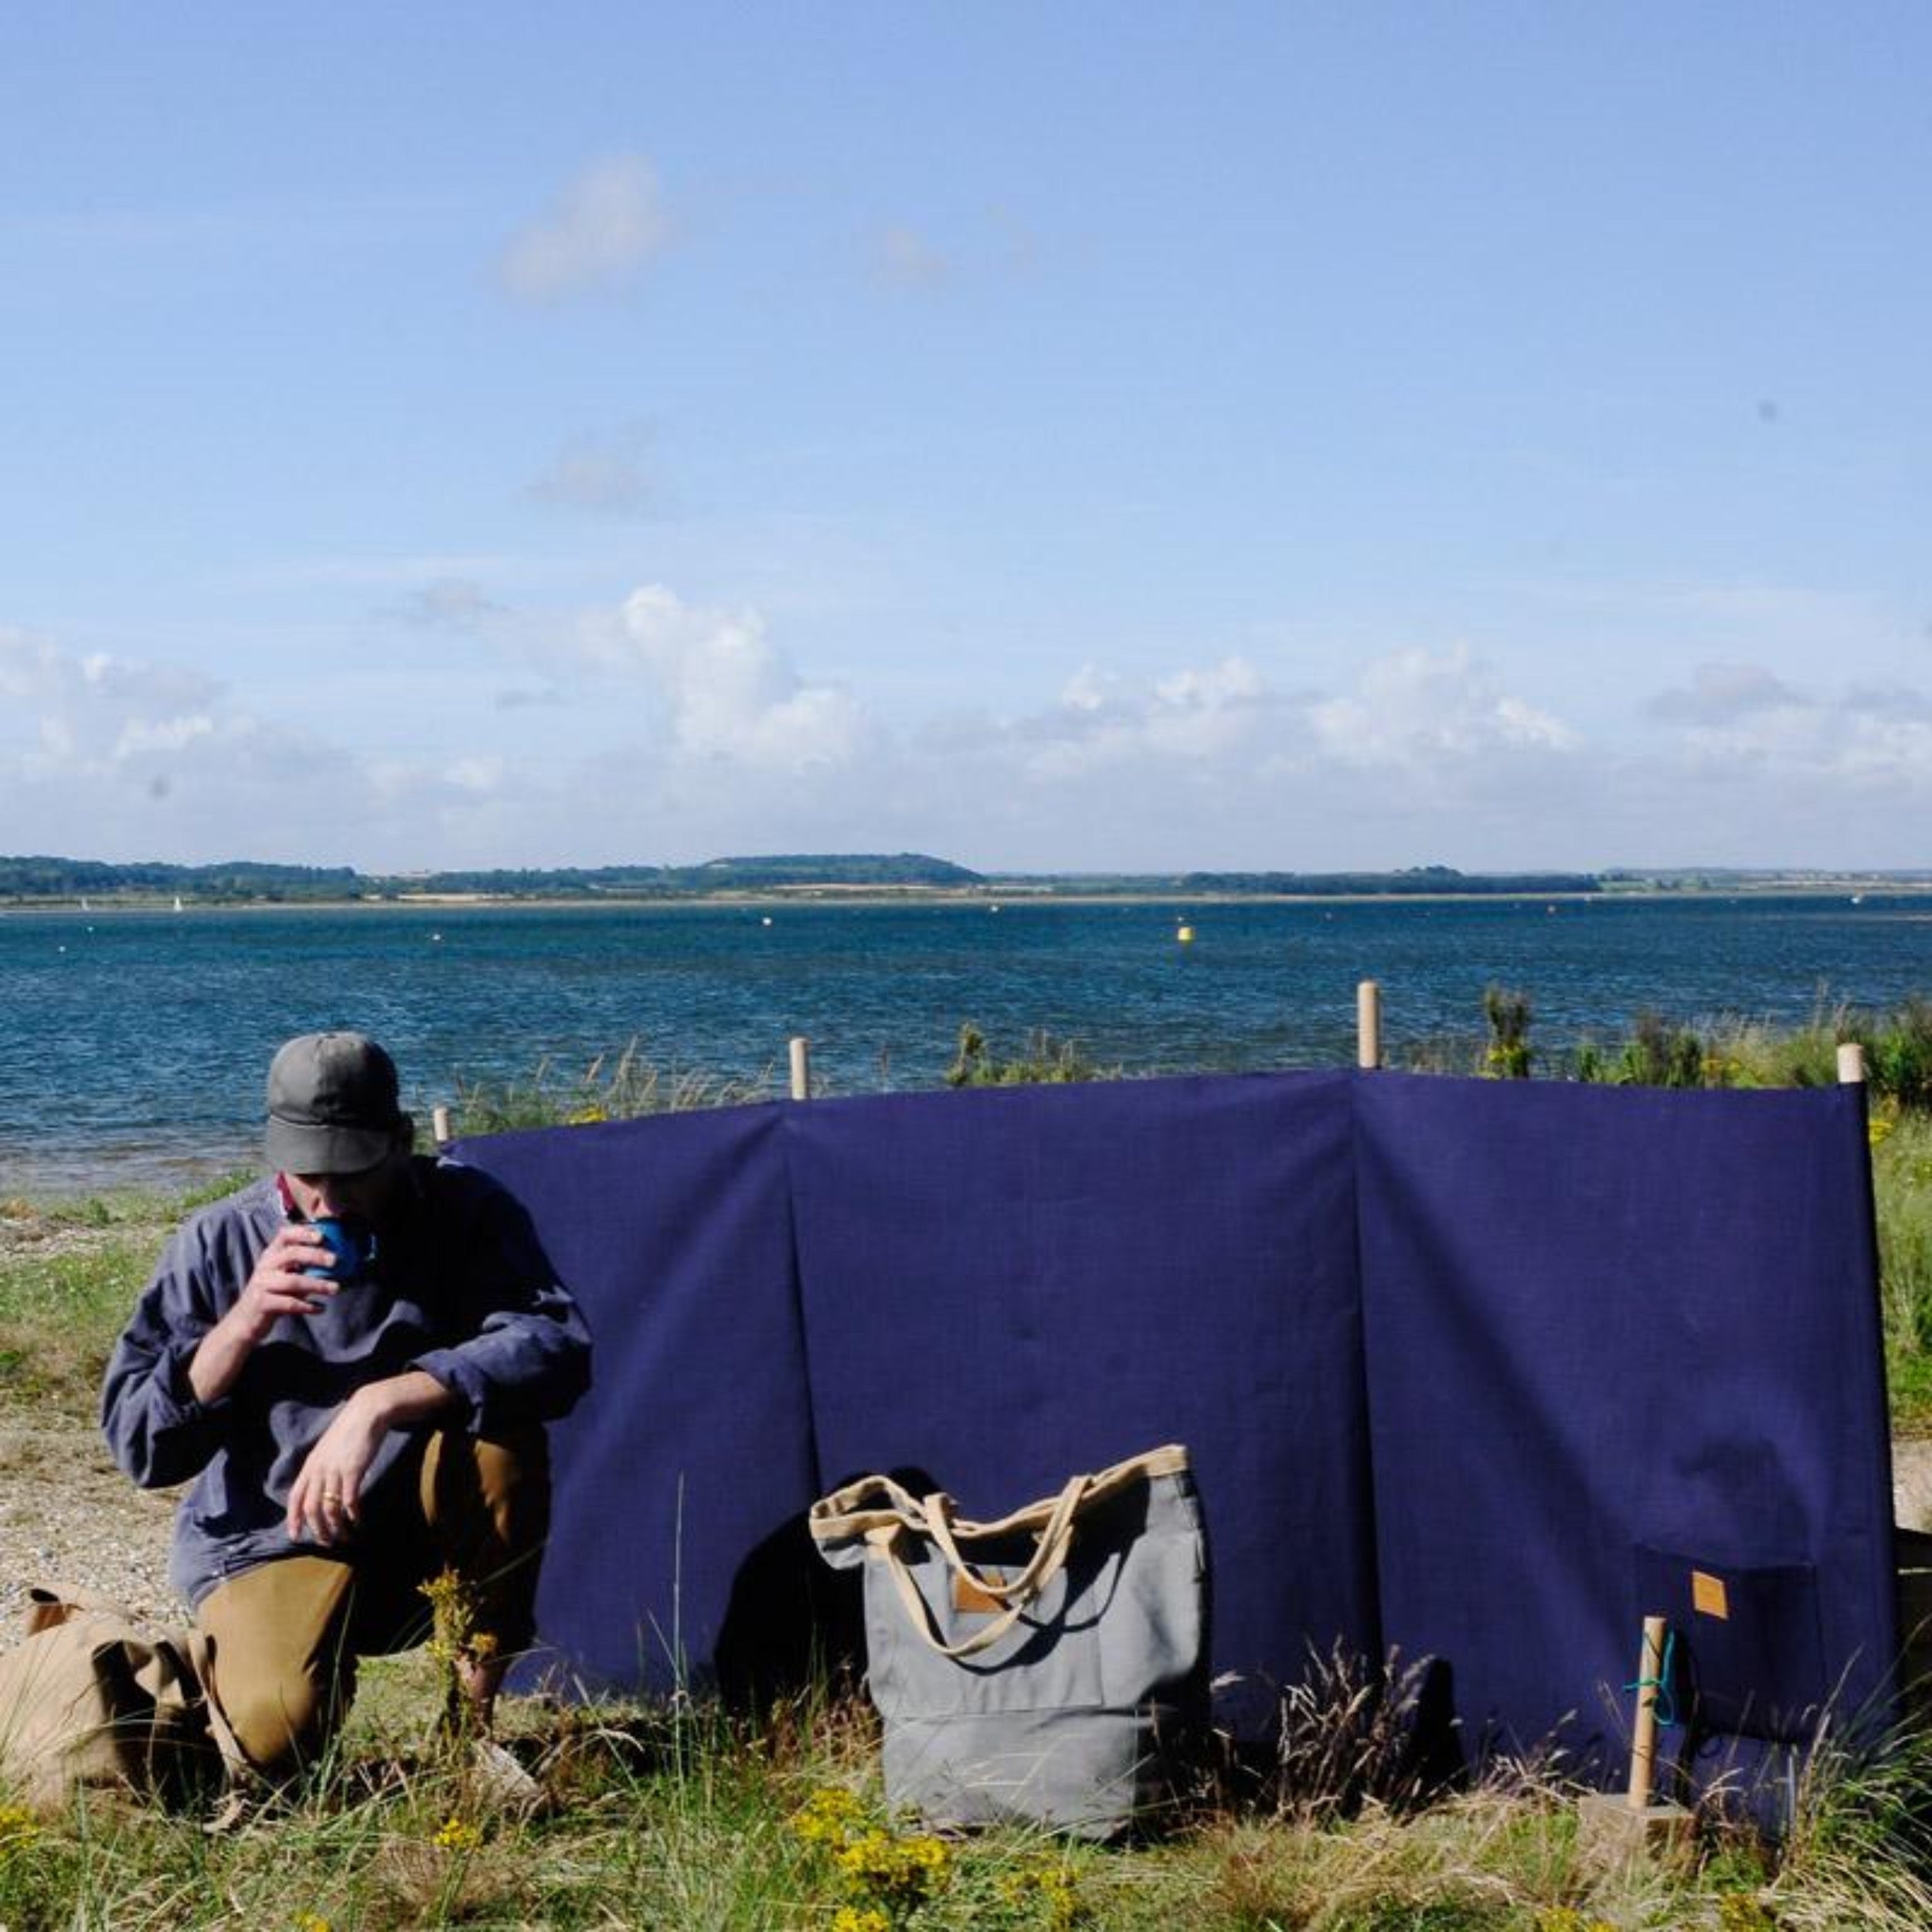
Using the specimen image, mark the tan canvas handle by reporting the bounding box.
[867,1484,1083,1659]
[810,1443,1188,1546]
[922,1471,1089,1604]
[819,1444,1188,1661]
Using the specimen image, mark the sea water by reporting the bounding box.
[2,894,1929,1194]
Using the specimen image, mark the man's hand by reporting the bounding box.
[286,1370,456,1547]
[188,1226,339,1406]
[286,1389,387,1546]
[236,1225,340,1335]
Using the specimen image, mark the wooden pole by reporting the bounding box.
[789,1036,811,1102]
[1838,1042,1866,1085]
[1626,1614,1668,1810]
[431,1104,453,1147]
[1580,1613,1692,1859]
[1357,980,1382,1071]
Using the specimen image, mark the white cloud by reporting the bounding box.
[1022,655,1274,777]
[1311,645,1578,767]
[445,756,508,794]
[391,578,509,631]
[16,598,1932,874]
[0,628,56,699]
[1645,664,1932,797]
[0,628,226,779]
[226,552,519,594]
[1645,661,1801,725]
[872,223,951,291]
[1844,684,1932,723]
[498,154,671,304]
[0,625,560,866]
[566,584,869,774]
[525,423,656,516]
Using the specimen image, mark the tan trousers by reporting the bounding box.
[197,1427,549,1780]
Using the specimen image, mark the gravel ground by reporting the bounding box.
[0,1412,181,1625]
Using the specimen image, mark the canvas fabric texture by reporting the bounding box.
[0,1585,246,1815]
[811,1445,1207,1838]
[785,1072,1372,1740]
[459,1105,825,1699]
[456,1068,1896,1804]
[1353,1073,1896,1787]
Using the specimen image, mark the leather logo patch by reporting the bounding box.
[954,1571,1007,1614]
[1692,1570,1730,1621]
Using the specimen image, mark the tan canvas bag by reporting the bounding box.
[0,1584,246,1814]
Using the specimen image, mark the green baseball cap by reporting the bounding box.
[264,1032,406,1174]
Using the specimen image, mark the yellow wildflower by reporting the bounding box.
[834,1827,951,1906]
[433,1816,484,1852]
[789,1784,869,1849]
[0,1801,40,1854]
[998,1854,1082,1928]
[1535,1912,1615,1932]
[830,1909,890,1932]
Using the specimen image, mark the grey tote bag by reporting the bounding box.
[809,1444,1207,1838]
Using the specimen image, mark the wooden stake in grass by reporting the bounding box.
[1578,1614,1696,1864]
[1626,1614,1667,1810]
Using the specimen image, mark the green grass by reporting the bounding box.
[0,1195,180,1407]
[8,1707,1929,1930]
[1876,1111,1932,1436]
[10,1694,1895,1931]
[447,1039,777,1135]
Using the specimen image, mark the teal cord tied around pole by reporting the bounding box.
[1624,1628,1679,1729]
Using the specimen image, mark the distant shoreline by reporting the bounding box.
[8,880,1932,916]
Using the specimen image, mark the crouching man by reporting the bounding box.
[100,1032,592,1783]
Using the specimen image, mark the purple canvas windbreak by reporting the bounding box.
[1355,1073,1894,1776]
[454,1104,821,1696]
[785,1071,1376,1733]
[454,1067,1895,1775]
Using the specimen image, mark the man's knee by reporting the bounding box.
[197,1556,357,1781]
[218,1668,338,1780]
[423,1424,551,1550]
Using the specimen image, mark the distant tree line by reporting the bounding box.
[0,852,984,902]
[1175,866,1600,896]
[0,855,360,900]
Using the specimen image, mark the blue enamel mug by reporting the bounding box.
[304,1216,378,1282]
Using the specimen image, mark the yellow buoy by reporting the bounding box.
[1177,923,1195,944]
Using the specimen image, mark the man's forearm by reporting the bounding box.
[187,1311,266,1406]
[349,1369,455,1430]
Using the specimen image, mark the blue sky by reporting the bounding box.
[3,4,1928,872]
